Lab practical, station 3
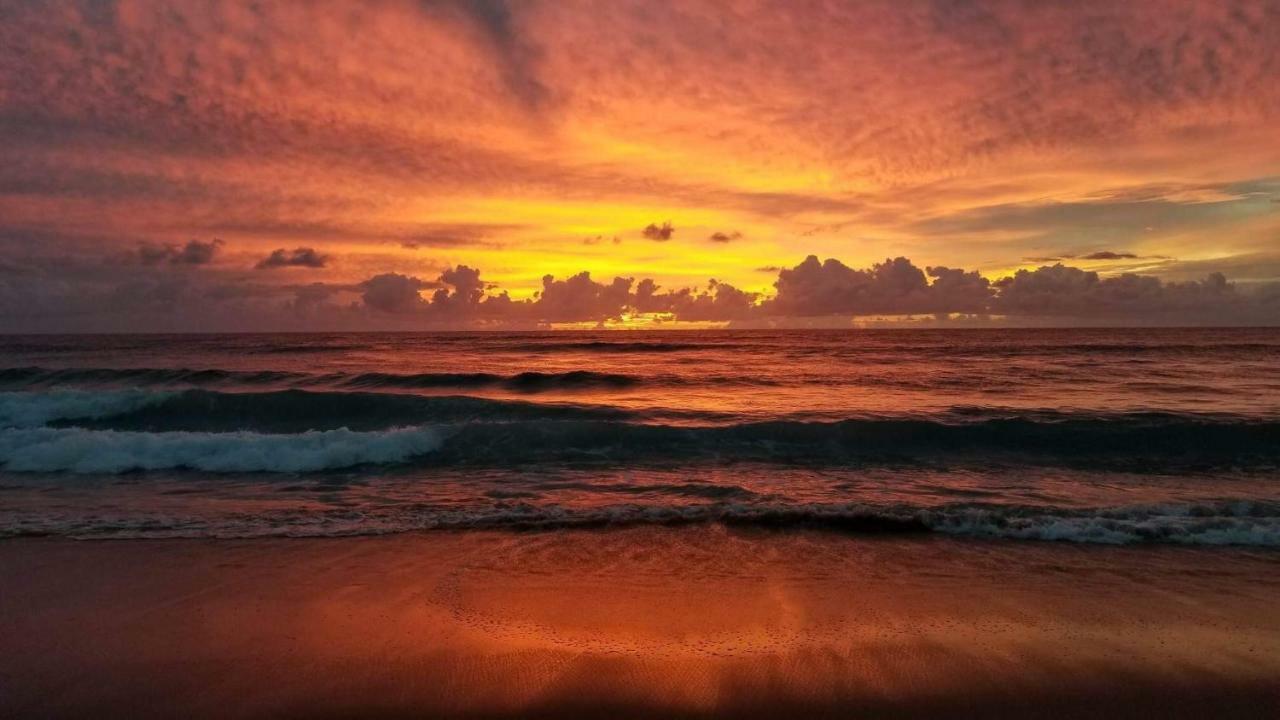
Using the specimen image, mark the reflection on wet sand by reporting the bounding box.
[2,528,1278,718]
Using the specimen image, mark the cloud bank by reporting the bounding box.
[334,256,1280,327]
[8,240,1271,332]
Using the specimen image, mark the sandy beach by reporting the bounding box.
[2,528,1277,718]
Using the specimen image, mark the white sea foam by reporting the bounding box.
[0,426,443,473]
[0,390,171,428]
[923,502,1280,545]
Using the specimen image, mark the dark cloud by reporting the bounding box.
[284,282,346,318]
[345,265,757,326]
[1,247,1276,332]
[642,221,675,241]
[1080,251,1139,261]
[136,239,223,266]
[339,256,1278,327]
[533,272,634,322]
[359,273,433,314]
[1027,250,1166,263]
[354,264,514,323]
[761,256,992,317]
[708,231,742,243]
[635,279,759,322]
[255,247,329,270]
[992,264,1278,321]
[924,265,994,314]
[428,264,495,315]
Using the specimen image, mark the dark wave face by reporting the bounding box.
[7,388,1273,470]
[1,328,1278,544]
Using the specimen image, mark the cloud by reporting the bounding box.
[761,255,993,317]
[347,264,759,325]
[358,273,433,314]
[924,265,995,314]
[2,244,1277,332]
[993,264,1278,321]
[637,279,759,322]
[1080,251,1139,261]
[708,230,742,243]
[353,264,515,323]
[1025,250,1147,262]
[255,247,329,269]
[136,239,223,266]
[532,271,634,322]
[642,221,675,241]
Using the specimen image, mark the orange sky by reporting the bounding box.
[1,0,1278,330]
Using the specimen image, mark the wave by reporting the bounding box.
[0,390,172,428]
[6,500,1276,546]
[0,366,773,393]
[905,342,1280,358]
[425,414,1280,469]
[245,343,366,355]
[43,389,641,432]
[0,426,442,473]
[2,392,1277,470]
[339,370,643,391]
[424,499,1280,546]
[510,340,742,353]
[0,367,308,388]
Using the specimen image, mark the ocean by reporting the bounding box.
[1,328,1278,545]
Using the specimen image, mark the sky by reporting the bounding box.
[1,0,1278,331]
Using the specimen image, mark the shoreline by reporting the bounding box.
[3,530,1278,718]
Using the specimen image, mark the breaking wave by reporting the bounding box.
[0,425,442,473]
[0,388,1276,471]
[0,389,172,428]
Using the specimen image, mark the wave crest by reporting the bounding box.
[0,426,442,473]
[1,387,1276,470]
[0,389,171,428]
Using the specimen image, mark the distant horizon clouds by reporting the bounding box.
[0,240,1273,331]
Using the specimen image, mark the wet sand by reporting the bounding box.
[2,528,1278,718]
